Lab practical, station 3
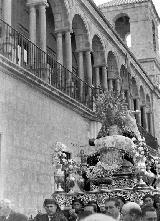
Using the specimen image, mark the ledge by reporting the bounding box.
[0,54,96,120]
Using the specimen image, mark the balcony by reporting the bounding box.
[0,19,95,110]
[137,124,158,150]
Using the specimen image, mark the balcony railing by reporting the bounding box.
[0,19,95,110]
[137,124,158,150]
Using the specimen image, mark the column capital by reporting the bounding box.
[27,0,48,7]
[94,63,107,68]
[75,48,91,53]
[55,27,72,34]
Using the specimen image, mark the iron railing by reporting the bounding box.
[137,124,158,150]
[0,19,95,110]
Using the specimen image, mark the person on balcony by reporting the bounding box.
[34,199,67,221]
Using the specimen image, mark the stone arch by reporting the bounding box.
[120,65,129,90]
[152,20,156,51]
[92,35,106,66]
[139,86,146,129]
[72,14,90,51]
[120,65,132,107]
[49,0,70,31]
[107,51,119,91]
[130,77,139,112]
[107,51,119,78]
[71,14,91,83]
[139,86,145,105]
[91,35,106,89]
[146,94,152,133]
[113,13,131,45]
[131,77,139,98]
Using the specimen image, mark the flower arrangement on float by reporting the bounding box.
[52,142,84,193]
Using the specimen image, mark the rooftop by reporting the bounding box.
[99,0,148,8]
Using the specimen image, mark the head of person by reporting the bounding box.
[121,202,142,221]
[72,198,83,212]
[81,213,116,221]
[153,194,160,209]
[0,199,12,217]
[142,206,157,221]
[86,201,100,213]
[117,196,126,211]
[105,198,120,219]
[43,198,61,215]
[143,194,154,207]
[84,203,97,214]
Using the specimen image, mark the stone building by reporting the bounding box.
[0,0,160,216]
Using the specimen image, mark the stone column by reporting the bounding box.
[78,51,84,80]
[39,2,48,52]
[78,51,84,99]
[149,111,154,135]
[28,5,36,44]
[108,79,113,91]
[65,31,72,72]
[95,67,100,88]
[3,0,12,25]
[143,106,148,131]
[56,32,63,89]
[86,50,92,87]
[116,78,121,93]
[56,32,63,65]
[136,98,141,125]
[102,66,108,91]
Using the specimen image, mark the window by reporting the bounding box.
[152,21,156,52]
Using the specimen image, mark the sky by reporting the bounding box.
[93,0,160,48]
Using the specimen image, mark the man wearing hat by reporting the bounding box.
[34,199,67,221]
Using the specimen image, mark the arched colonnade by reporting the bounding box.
[2,0,153,134]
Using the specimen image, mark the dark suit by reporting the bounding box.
[34,213,68,221]
[0,211,28,221]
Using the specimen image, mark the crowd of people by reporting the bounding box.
[0,193,160,221]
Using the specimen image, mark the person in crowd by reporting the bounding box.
[99,205,106,214]
[80,213,116,221]
[121,202,142,221]
[65,198,84,221]
[141,205,157,221]
[0,199,28,221]
[153,195,160,221]
[86,201,100,213]
[116,196,126,212]
[105,198,120,221]
[34,198,67,221]
[78,203,97,220]
[83,203,97,214]
[142,194,154,208]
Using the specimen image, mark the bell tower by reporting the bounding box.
[99,0,160,82]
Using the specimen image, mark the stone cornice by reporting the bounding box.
[0,55,96,121]
[138,57,160,71]
[26,0,48,7]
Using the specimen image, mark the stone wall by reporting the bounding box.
[0,66,91,216]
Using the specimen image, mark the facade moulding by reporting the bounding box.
[54,27,73,34]
[0,55,95,121]
[130,62,160,97]
[138,57,160,71]
[26,0,48,5]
